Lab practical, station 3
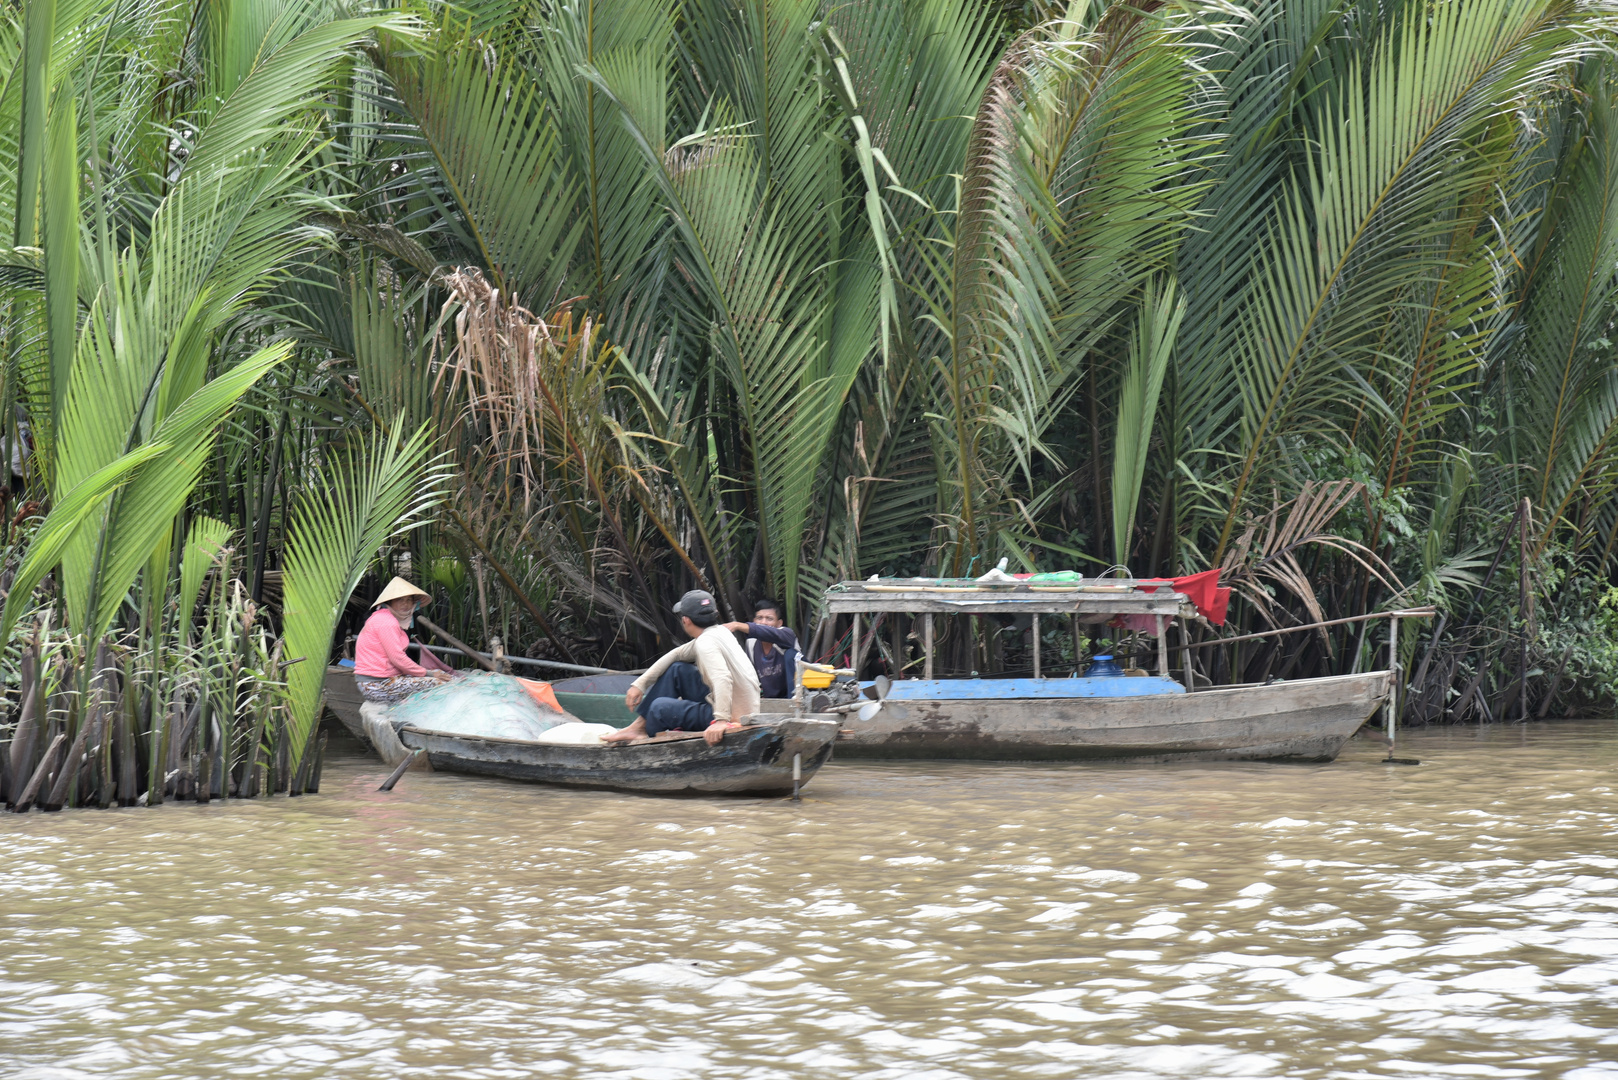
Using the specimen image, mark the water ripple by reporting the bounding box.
[1,720,1616,1078]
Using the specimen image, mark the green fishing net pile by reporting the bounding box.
[387,671,568,740]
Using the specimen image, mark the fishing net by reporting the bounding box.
[386,671,576,740]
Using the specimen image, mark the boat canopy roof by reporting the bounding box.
[822,578,1191,616]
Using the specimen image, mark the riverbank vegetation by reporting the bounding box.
[2,0,1618,807]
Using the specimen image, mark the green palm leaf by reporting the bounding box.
[583,0,852,615]
[1507,64,1618,546]
[280,420,446,765]
[80,343,289,639]
[1213,0,1597,559]
[378,22,583,307]
[183,10,420,184]
[536,0,675,307]
[178,515,234,638]
[1112,279,1183,567]
[0,440,168,644]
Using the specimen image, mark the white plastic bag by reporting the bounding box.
[534,722,620,745]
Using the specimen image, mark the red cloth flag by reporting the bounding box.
[1171,569,1220,618]
[1128,569,1229,625]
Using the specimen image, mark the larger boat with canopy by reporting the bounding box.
[774,576,1395,763]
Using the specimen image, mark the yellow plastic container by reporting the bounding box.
[802,668,835,690]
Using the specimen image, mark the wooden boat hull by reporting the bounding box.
[324,665,371,747]
[324,667,639,758]
[396,717,841,795]
[764,671,1390,763]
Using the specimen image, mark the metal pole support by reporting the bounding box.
[1181,618,1195,689]
[923,614,934,680]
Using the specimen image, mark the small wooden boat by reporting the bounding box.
[396,716,840,795]
[326,662,837,794]
[803,580,1393,763]
[323,665,639,752]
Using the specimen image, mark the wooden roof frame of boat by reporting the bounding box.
[821,578,1193,681]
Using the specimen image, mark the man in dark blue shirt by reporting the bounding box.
[724,599,800,699]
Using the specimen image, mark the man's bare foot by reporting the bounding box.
[601,720,646,744]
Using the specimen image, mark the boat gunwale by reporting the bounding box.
[395,721,777,751]
[395,715,840,756]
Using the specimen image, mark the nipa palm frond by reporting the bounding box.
[280,419,446,765]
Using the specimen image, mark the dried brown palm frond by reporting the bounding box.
[1220,480,1404,642]
[434,268,677,635]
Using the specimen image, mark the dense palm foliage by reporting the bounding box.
[2,0,1618,804]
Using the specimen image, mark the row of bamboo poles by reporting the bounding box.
[2,638,325,812]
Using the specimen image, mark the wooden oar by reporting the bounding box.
[378,749,423,791]
[414,616,498,673]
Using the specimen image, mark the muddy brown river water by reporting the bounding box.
[2,721,1617,1079]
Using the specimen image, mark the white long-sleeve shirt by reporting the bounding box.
[632,625,762,722]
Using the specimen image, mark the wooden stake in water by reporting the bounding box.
[1519,498,1530,723]
[1382,618,1420,765]
[791,752,802,802]
[1385,615,1398,755]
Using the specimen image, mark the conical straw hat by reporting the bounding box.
[372,576,430,608]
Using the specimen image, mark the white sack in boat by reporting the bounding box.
[533,722,619,745]
[386,671,573,741]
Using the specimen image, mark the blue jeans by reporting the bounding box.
[640,661,714,735]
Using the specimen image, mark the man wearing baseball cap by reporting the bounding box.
[603,589,762,746]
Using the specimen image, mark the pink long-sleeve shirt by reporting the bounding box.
[354,607,429,678]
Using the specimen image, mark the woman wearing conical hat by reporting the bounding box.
[353,577,457,705]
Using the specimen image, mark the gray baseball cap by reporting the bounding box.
[672,589,718,621]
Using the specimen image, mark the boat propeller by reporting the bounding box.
[857,675,908,722]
